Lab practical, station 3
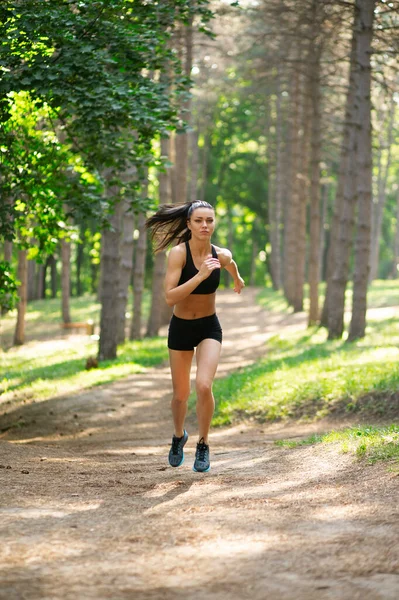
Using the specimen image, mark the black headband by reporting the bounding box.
[187,202,213,218]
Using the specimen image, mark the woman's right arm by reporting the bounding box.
[164,246,219,307]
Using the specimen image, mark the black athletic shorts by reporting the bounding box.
[168,314,223,351]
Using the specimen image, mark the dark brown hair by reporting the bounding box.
[146,201,214,253]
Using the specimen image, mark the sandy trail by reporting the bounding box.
[0,289,398,600]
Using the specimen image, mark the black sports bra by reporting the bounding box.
[178,242,220,295]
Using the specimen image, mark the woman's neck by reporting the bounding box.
[189,238,212,255]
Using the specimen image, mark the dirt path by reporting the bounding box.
[1,289,398,600]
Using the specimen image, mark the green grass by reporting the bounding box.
[275,424,399,467]
[255,287,290,312]
[211,315,399,426]
[367,280,399,308]
[0,290,168,408]
[0,291,151,349]
[2,280,399,428]
[0,336,168,407]
[256,279,399,313]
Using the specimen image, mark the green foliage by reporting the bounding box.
[198,86,269,282]
[0,1,212,168]
[0,261,18,312]
[1,92,103,253]
[276,425,399,466]
[0,0,213,242]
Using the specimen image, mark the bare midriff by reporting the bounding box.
[173,292,216,320]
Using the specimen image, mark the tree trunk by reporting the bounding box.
[27,259,37,302]
[320,160,347,328]
[147,252,168,337]
[224,204,234,288]
[392,187,399,279]
[283,65,301,306]
[2,196,13,264]
[1,189,13,316]
[13,249,28,346]
[174,20,193,204]
[41,260,49,299]
[98,193,123,361]
[200,134,209,202]
[327,7,359,340]
[273,72,285,290]
[169,132,177,205]
[293,77,311,313]
[49,254,57,299]
[319,183,329,282]
[76,237,84,296]
[130,211,147,340]
[189,129,200,203]
[369,93,395,282]
[4,240,12,263]
[36,264,45,301]
[308,45,322,326]
[249,239,258,287]
[348,0,375,342]
[147,137,171,337]
[267,93,280,290]
[117,196,136,345]
[97,242,104,302]
[61,240,71,323]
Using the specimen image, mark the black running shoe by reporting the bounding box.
[193,437,210,473]
[168,430,188,467]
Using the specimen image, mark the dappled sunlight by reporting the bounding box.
[309,503,373,523]
[216,358,255,371]
[91,445,165,456]
[9,426,103,444]
[2,289,399,599]
[367,306,399,320]
[344,346,399,364]
[216,292,246,305]
[124,379,159,388]
[131,422,167,432]
[215,454,273,472]
[225,324,260,334]
[143,480,191,499]
[3,0,399,586]
[0,503,102,520]
[1,498,104,572]
[200,538,271,558]
[114,400,151,409]
[0,541,87,568]
[1,336,94,360]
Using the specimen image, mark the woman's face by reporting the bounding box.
[188,208,216,239]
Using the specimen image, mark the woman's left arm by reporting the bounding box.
[217,248,245,294]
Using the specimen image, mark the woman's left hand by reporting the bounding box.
[234,276,245,294]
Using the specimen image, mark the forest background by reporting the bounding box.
[1,0,399,431]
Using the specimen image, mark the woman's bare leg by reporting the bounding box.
[169,349,194,437]
[195,339,221,443]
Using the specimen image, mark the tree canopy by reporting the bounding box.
[0,0,213,241]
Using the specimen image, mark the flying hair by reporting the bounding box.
[146,201,214,253]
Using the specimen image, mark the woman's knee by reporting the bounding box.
[196,379,213,397]
[172,390,190,404]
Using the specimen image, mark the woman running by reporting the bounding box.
[146,201,245,472]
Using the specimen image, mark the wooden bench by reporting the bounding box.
[60,320,95,335]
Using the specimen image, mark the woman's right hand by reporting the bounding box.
[198,255,221,280]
